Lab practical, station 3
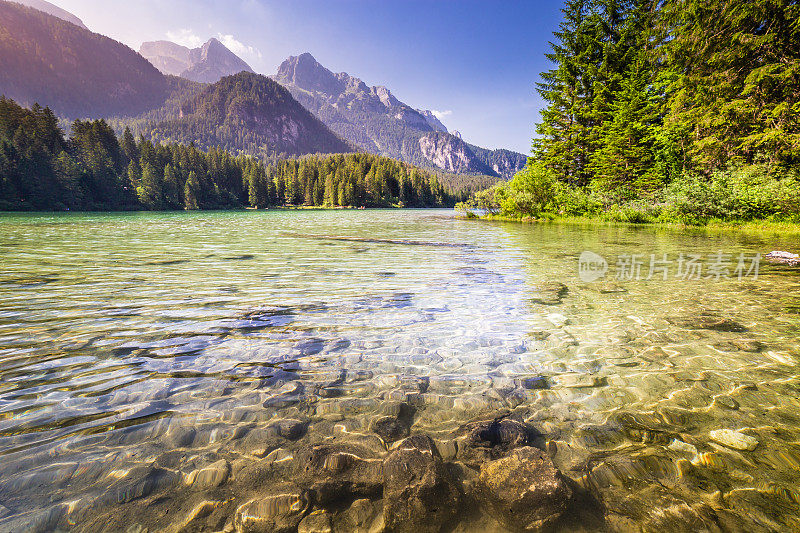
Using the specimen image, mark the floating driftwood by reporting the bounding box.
[284,232,472,249]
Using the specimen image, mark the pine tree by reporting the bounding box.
[535,0,605,186]
[137,162,164,210]
[184,171,200,210]
[163,163,182,208]
[659,0,800,169]
[589,51,660,200]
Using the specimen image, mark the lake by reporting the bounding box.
[1,209,799,532]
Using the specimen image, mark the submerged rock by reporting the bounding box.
[297,509,333,533]
[530,282,569,305]
[234,488,310,533]
[382,435,461,533]
[338,498,384,532]
[458,416,539,465]
[371,402,416,443]
[709,429,759,451]
[294,444,383,504]
[477,447,572,532]
[667,314,747,332]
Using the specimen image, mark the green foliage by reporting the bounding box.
[472,0,799,224]
[662,167,800,223]
[496,163,560,217]
[0,97,465,211]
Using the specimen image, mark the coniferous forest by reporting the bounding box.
[461,0,800,224]
[0,97,460,211]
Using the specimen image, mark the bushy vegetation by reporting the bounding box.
[0,97,462,211]
[460,0,800,225]
[458,164,800,224]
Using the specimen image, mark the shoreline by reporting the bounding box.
[461,214,800,236]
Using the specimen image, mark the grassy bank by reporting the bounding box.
[457,163,800,237]
[465,213,800,237]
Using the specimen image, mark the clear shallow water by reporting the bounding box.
[0,209,799,532]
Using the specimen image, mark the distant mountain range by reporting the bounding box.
[0,2,526,178]
[273,53,527,178]
[140,38,254,84]
[0,0,168,118]
[142,71,352,157]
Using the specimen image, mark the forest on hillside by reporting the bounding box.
[0,1,168,119]
[461,0,800,224]
[0,97,462,211]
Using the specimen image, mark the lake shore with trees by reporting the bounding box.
[458,0,799,232]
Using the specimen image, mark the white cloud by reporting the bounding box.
[217,33,263,61]
[166,29,204,49]
[431,110,453,121]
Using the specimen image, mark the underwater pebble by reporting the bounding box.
[709,429,759,451]
[297,510,333,533]
[668,439,698,455]
[546,313,569,327]
[556,374,606,388]
[186,459,229,489]
[235,490,309,533]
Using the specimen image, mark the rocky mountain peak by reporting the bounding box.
[373,86,400,108]
[139,41,191,76]
[276,53,344,96]
[140,37,252,84]
[417,110,448,133]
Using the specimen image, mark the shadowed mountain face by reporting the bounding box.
[143,71,352,157]
[0,1,168,118]
[274,52,527,178]
[11,0,87,29]
[140,38,254,84]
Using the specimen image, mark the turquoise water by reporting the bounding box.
[1,210,799,532]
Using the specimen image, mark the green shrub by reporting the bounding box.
[664,165,800,222]
[497,163,560,218]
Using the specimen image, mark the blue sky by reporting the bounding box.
[55,0,564,154]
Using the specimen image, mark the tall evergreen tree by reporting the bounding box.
[659,0,800,170]
[535,0,605,186]
[184,171,200,210]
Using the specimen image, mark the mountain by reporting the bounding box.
[140,38,254,84]
[139,41,191,76]
[11,0,86,29]
[142,71,352,157]
[273,53,527,179]
[467,145,529,179]
[418,132,493,175]
[417,110,448,133]
[0,1,168,118]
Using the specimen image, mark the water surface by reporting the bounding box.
[1,210,799,532]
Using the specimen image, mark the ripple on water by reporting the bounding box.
[1,210,800,531]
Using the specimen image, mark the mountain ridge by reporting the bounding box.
[141,71,353,157]
[140,38,254,84]
[273,53,527,179]
[0,1,168,118]
[10,0,86,29]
